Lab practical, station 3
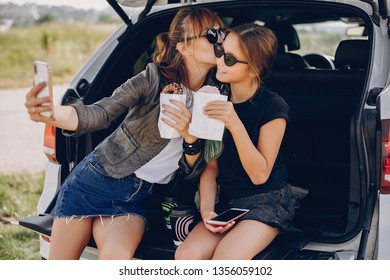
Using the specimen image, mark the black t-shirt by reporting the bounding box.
[216,86,290,199]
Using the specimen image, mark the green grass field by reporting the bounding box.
[0,173,44,259]
[0,22,120,89]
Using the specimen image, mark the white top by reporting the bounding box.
[134,137,183,184]
[135,85,194,184]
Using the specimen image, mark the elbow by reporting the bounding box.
[249,172,270,185]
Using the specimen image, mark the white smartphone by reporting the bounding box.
[206,208,250,226]
[33,60,53,117]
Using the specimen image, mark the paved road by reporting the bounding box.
[0,85,66,174]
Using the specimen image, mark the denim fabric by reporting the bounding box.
[54,152,153,223]
[226,185,297,232]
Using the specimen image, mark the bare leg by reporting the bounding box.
[92,215,145,260]
[175,222,225,260]
[49,217,93,260]
[212,220,279,260]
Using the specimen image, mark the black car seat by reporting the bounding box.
[334,39,369,70]
[265,21,310,70]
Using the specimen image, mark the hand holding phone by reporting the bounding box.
[206,208,250,226]
[33,60,53,117]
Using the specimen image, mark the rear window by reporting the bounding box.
[292,19,367,58]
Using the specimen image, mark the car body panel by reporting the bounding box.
[26,0,390,260]
[380,87,390,120]
[377,195,390,259]
[67,25,127,92]
[376,51,390,259]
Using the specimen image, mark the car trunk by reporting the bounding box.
[19,0,377,260]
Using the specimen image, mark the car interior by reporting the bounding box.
[20,1,374,259]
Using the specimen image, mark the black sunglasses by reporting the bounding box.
[213,43,249,67]
[185,28,227,44]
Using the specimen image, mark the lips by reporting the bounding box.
[217,68,227,75]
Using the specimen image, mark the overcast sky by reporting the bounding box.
[0,0,110,10]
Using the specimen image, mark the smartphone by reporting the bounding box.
[33,60,53,117]
[206,208,250,226]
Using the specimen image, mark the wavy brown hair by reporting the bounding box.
[152,7,223,87]
[229,23,277,86]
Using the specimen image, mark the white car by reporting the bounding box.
[20,0,390,260]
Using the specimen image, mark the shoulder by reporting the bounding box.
[255,86,290,124]
[115,63,162,100]
[259,86,286,103]
[125,63,160,84]
[258,87,288,110]
[124,63,162,91]
[144,63,160,79]
[145,63,173,90]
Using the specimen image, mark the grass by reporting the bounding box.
[0,172,45,260]
[0,22,120,89]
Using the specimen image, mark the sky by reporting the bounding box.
[0,0,111,10]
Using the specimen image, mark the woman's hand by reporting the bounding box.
[201,210,235,234]
[203,100,240,131]
[25,82,55,123]
[161,99,197,143]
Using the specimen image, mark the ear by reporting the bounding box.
[248,69,257,79]
[176,42,192,56]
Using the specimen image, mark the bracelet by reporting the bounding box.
[183,138,204,155]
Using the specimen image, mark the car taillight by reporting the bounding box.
[41,235,51,243]
[43,124,58,164]
[381,119,390,194]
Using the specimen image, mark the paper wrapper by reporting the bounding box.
[189,92,228,141]
[158,93,187,139]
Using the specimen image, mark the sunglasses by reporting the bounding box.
[213,43,249,67]
[185,28,227,44]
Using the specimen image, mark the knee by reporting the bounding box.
[99,247,135,260]
[175,243,201,260]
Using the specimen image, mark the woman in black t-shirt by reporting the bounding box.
[175,23,297,260]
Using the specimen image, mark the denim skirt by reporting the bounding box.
[54,152,153,224]
[224,185,297,232]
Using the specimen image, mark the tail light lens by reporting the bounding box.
[381,119,390,194]
[43,124,58,164]
[41,235,51,243]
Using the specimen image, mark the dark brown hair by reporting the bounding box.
[229,23,277,86]
[153,7,223,87]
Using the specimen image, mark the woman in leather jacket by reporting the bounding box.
[24,7,224,260]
